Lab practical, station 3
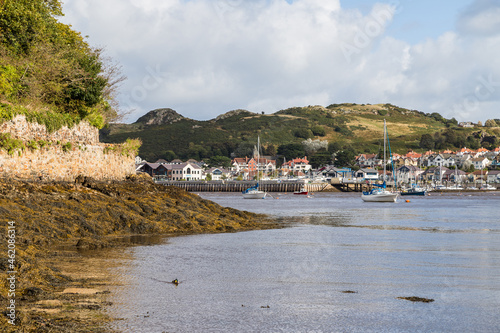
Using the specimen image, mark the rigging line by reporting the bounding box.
[386,123,397,190]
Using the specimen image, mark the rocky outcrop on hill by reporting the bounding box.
[134,108,186,125]
[214,109,256,121]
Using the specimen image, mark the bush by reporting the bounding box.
[26,140,39,150]
[61,142,72,152]
[294,128,314,139]
[0,133,25,155]
[120,138,142,157]
[311,125,326,136]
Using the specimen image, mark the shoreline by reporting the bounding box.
[0,175,280,332]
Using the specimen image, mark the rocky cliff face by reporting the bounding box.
[134,108,186,125]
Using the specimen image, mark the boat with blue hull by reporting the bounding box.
[400,185,427,196]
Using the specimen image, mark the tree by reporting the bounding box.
[419,134,434,150]
[277,143,305,160]
[309,151,332,168]
[207,156,232,168]
[334,150,356,167]
[328,141,342,153]
[262,143,276,156]
[294,128,313,139]
[302,139,328,155]
[0,0,123,125]
[161,150,177,161]
[485,119,497,127]
[310,125,326,136]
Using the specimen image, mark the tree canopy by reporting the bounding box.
[0,0,123,127]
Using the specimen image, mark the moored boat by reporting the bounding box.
[293,187,308,195]
[400,186,427,196]
[242,184,266,199]
[362,183,398,202]
[361,120,398,203]
[242,136,266,199]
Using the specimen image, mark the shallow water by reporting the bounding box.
[107,192,500,333]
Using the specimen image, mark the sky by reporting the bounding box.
[60,0,500,123]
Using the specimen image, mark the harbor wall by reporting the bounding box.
[0,115,135,181]
[158,181,337,193]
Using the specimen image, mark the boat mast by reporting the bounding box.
[257,135,260,182]
[383,119,387,183]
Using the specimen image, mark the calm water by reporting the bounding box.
[108,192,500,333]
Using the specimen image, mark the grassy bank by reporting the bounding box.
[0,174,277,332]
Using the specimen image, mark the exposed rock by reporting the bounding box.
[397,296,435,303]
[214,109,256,121]
[0,176,278,332]
[134,108,186,125]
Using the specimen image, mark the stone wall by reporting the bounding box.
[0,144,135,181]
[0,115,135,181]
[0,114,99,144]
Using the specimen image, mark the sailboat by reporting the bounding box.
[361,120,398,203]
[242,136,266,199]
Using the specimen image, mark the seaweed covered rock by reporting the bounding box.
[0,176,277,332]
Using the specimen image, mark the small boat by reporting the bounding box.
[362,182,398,202]
[293,187,308,195]
[400,186,427,196]
[242,136,266,199]
[480,184,496,190]
[242,184,266,199]
[361,120,398,203]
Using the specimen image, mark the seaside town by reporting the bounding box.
[135,146,500,189]
[2,1,500,333]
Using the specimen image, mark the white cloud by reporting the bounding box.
[61,0,500,123]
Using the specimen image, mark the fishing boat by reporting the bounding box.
[242,136,266,199]
[361,120,398,203]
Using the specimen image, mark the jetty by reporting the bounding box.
[156,180,337,193]
[155,179,389,193]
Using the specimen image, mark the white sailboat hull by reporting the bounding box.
[242,190,266,199]
[361,191,398,202]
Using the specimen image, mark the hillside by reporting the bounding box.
[100,103,500,163]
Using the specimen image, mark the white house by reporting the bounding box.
[282,157,310,176]
[355,168,379,181]
[171,162,203,180]
[470,157,491,170]
[487,170,500,184]
[424,154,457,168]
[205,167,232,181]
[356,154,379,168]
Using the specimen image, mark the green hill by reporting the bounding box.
[100,104,500,165]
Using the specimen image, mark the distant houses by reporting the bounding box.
[135,144,500,184]
[136,159,203,180]
[354,147,499,172]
